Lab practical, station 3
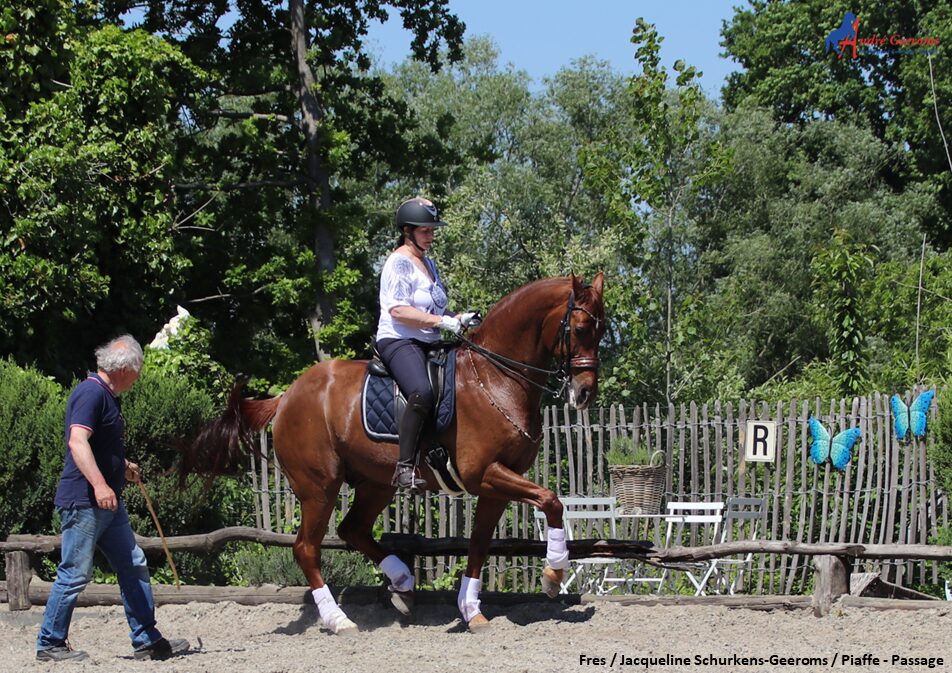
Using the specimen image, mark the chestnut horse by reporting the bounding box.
[179,273,605,632]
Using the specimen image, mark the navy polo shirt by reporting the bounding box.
[54,374,127,508]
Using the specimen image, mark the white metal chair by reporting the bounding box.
[695,496,767,595]
[534,496,627,595]
[656,500,725,595]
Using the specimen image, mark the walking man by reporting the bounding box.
[36,335,190,662]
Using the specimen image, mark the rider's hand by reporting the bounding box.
[459,312,481,328]
[437,315,462,335]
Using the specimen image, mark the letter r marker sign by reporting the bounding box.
[744,420,776,463]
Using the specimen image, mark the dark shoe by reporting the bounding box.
[392,462,426,491]
[133,637,190,661]
[36,644,89,662]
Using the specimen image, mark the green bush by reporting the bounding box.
[121,366,255,583]
[0,359,66,538]
[145,317,232,404]
[231,544,378,587]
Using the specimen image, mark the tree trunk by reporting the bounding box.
[290,0,334,360]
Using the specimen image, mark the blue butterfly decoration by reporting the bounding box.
[890,389,935,442]
[808,417,862,471]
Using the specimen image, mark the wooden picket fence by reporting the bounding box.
[249,391,946,594]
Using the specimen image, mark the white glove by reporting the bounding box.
[437,315,462,334]
[460,312,481,328]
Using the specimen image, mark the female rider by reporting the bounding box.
[376,197,477,489]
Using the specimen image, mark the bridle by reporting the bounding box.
[457,289,602,399]
[555,289,601,380]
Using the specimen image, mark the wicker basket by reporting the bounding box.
[609,450,665,515]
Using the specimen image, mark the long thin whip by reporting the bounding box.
[136,480,180,588]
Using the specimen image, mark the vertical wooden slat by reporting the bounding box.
[714,400,724,500]
[818,399,834,544]
[583,408,594,495]
[701,403,711,505]
[737,400,748,497]
[542,406,551,491]
[259,430,272,532]
[666,402,676,498]
[676,403,686,500]
[725,402,735,500]
[858,395,878,549]
[779,399,797,594]
[597,406,605,494]
[562,404,575,495]
[249,448,262,530]
[764,399,783,594]
[690,402,699,504]
[884,390,899,559]
[851,396,869,543]
[928,397,940,583]
[873,393,889,547]
[801,398,822,587]
[788,401,809,593]
[897,421,912,586]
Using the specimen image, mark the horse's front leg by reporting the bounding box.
[462,495,509,631]
[474,462,568,601]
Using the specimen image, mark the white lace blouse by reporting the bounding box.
[376,253,449,342]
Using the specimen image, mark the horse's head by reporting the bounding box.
[560,272,606,410]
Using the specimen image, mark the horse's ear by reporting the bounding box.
[571,272,581,293]
[591,272,604,296]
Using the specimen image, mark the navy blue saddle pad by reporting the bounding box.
[361,352,457,442]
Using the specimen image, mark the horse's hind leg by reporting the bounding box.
[294,481,358,635]
[337,482,416,615]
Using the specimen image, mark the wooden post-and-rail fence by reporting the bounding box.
[5,530,952,615]
[250,392,946,594]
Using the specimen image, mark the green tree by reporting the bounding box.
[810,229,874,395]
[722,0,952,247]
[0,20,205,379]
[581,19,726,404]
[687,111,936,397]
[99,0,465,375]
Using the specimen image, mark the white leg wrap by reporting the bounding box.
[379,554,414,592]
[457,576,482,622]
[312,586,357,634]
[546,527,570,570]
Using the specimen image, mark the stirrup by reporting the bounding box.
[392,462,426,491]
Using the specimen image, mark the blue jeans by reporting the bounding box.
[37,503,163,651]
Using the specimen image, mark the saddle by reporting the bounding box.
[361,342,465,495]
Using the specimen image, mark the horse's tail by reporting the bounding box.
[177,383,281,486]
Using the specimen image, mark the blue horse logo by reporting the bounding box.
[826,12,859,59]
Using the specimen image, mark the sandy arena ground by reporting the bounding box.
[2,597,950,673]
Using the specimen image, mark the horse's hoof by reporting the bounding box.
[332,618,359,636]
[389,588,414,616]
[467,613,491,632]
[541,566,563,598]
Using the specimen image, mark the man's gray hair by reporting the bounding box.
[95,335,144,373]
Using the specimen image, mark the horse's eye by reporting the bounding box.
[574,325,585,336]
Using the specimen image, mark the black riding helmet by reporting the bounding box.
[395,197,447,230]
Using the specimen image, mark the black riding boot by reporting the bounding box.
[393,392,430,490]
